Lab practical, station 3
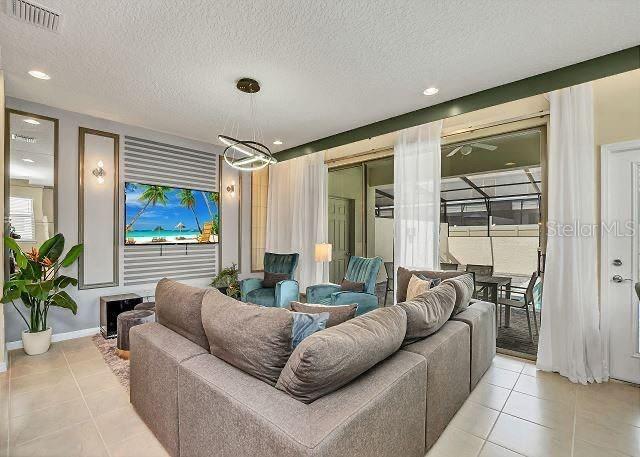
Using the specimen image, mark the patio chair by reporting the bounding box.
[440,262,459,271]
[497,271,539,342]
[383,261,394,306]
[197,222,213,243]
[466,264,493,298]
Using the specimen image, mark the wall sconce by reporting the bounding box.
[92,160,105,184]
[226,182,235,197]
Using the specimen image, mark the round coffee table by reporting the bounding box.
[116,309,155,359]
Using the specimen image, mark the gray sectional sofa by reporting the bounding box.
[130,271,495,457]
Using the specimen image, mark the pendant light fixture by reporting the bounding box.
[218,78,277,172]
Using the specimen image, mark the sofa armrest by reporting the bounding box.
[305,283,340,303]
[331,291,379,315]
[178,351,427,457]
[240,278,263,301]
[274,279,299,308]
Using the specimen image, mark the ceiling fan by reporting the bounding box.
[445,142,497,158]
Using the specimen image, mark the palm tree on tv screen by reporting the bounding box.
[179,189,202,233]
[126,185,170,231]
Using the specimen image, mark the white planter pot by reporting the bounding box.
[22,328,53,356]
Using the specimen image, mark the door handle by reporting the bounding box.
[612,275,632,283]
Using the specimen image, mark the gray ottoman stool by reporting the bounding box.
[117,309,155,359]
[134,301,157,320]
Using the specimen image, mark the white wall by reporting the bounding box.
[4,97,242,344]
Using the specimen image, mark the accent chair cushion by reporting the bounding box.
[276,306,407,403]
[262,271,290,288]
[290,302,357,327]
[340,279,365,292]
[291,312,330,348]
[201,289,294,385]
[442,273,475,315]
[154,278,209,350]
[397,282,457,344]
[406,274,432,301]
[245,287,276,307]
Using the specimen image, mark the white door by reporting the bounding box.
[601,140,640,383]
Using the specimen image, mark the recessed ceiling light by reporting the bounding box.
[28,70,51,80]
[505,162,516,166]
[23,119,40,125]
[22,158,35,163]
[423,87,439,96]
[273,140,283,145]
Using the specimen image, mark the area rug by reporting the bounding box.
[92,334,130,392]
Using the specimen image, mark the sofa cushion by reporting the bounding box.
[396,267,467,303]
[442,273,475,315]
[155,278,209,350]
[397,282,457,344]
[276,306,407,403]
[290,301,357,327]
[201,289,294,385]
[262,271,290,288]
[406,274,432,301]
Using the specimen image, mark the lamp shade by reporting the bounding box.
[314,243,332,262]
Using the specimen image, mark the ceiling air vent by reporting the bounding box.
[6,0,61,32]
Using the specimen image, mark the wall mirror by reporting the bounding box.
[4,109,58,277]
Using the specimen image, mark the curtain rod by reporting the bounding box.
[324,110,549,165]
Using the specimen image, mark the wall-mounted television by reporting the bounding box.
[124,182,219,245]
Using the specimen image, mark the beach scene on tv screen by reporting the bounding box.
[124,182,219,245]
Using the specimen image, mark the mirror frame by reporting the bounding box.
[4,108,59,280]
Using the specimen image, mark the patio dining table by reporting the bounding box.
[475,275,513,327]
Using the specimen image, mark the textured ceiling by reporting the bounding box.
[1,0,639,151]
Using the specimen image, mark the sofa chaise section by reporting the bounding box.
[177,350,427,457]
[401,320,471,451]
[130,323,208,457]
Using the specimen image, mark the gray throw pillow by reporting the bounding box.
[442,273,475,315]
[340,279,365,292]
[291,312,330,348]
[262,271,290,288]
[276,306,407,404]
[396,266,468,303]
[201,289,294,385]
[155,278,209,350]
[396,282,457,344]
[290,301,357,327]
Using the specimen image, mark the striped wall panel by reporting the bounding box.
[123,136,219,285]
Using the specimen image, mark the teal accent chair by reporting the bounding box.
[306,256,383,315]
[239,252,300,307]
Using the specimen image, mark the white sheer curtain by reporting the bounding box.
[265,151,328,291]
[394,120,443,276]
[537,82,608,384]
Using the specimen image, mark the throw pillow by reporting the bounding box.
[276,306,407,404]
[155,278,209,350]
[417,274,441,287]
[201,289,294,385]
[396,282,457,344]
[290,302,357,327]
[291,312,330,348]
[262,271,290,288]
[442,273,475,315]
[396,266,468,302]
[406,274,431,300]
[340,279,365,292]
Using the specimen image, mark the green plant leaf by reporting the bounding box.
[25,283,49,301]
[53,275,78,289]
[39,234,65,262]
[5,236,28,269]
[60,244,83,268]
[48,291,78,314]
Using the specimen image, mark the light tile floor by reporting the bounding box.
[1,336,638,457]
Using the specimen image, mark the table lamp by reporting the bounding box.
[315,243,332,263]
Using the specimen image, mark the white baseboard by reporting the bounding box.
[5,327,101,351]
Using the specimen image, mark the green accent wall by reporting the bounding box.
[276,46,640,162]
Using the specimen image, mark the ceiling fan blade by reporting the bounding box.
[446,146,463,157]
[470,143,497,151]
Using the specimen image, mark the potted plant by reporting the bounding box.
[1,234,83,355]
[211,263,240,299]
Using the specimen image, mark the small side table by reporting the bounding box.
[116,310,155,359]
[100,293,143,338]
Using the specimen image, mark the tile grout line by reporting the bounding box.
[61,344,113,457]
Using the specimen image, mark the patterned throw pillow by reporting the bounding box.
[290,312,330,348]
[262,271,290,288]
[406,274,432,300]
